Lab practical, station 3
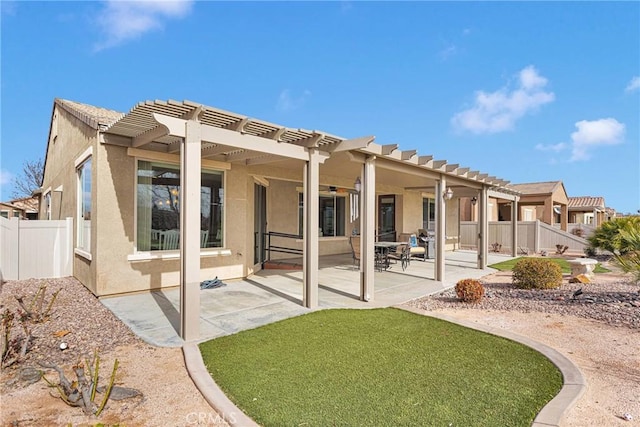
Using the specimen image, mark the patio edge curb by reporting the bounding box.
[183,342,259,427]
[397,305,586,427]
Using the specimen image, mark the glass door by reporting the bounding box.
[378,195,396,242]
[254,183,267,265]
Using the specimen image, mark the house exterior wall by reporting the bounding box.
[40,105,98,292]
[93,145,252,296]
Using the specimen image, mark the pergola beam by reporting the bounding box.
[381,144,398,155]
[328,135,375,153]
[401,150,417,160]
[260,127,287,141]
[222,117,250,133]
[201,144,230,158]
[417,155,433,165]
[152,113,310,161]
[132,125,169,148]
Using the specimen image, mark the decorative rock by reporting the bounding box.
[569,274,591,284]
[97,385,142,401]
[19,367,42,385]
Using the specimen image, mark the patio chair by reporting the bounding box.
[387,243,411,271]
[349,235,361,268]
[408,234,427,261]
[200,229,209,248]
[161,230,180,250]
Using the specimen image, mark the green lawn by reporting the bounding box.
[489,257,610,274]
[199,308,562,427]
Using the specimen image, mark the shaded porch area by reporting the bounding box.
[102,250,513,347]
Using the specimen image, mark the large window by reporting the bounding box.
[422,197,435,230]
[77,158,92,252]
[137,161,224,251]
[298,193,345,237]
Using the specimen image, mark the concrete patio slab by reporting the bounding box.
[101,250,513,347]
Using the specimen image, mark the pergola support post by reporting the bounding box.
[478,185,488,270]
[303,150,320,308]
[180,119,202,342]
[360,156,376,301]
[435,176,446,282]
[511,198,519,258]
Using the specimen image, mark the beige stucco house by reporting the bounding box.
[567,196,611,227]
[0,196,39,220]
[495,181,569,231]
[39,98,520,340]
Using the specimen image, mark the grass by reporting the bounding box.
[199,308,562,427]
[489,257,610,274]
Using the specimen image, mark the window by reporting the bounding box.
[0,211,8,219]
[44,192,51,220]
[524,208,534,221]
[298,193,345,237]
[136,161,224,251]
[77,157,92,252]
[422,198,436,230]
[13,211,20,218]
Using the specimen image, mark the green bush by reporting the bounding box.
[455,279,485,303]
[587,216,640,254]
[512,258,562,289]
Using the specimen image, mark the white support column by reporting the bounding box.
[303,150,320,308]
[360,156,376,301]
[511,198,519,258]
[435,177,446,282]
[180,119,202,342]
[478,185,488,270]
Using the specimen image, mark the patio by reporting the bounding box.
[101,250,514,347]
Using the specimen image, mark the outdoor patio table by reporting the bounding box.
[374,242,405,271]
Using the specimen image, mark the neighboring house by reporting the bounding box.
[38,98,519,340]
[567,196,610,227]
[497,181,569,231]
[0,196,39,220]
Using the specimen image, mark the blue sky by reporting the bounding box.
[1,1,638,213]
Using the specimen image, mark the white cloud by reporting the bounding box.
[570,118,625,161]
[451,65,555,134]
[625,76,640,93]
[0,169,13,185]
[94,0,193,51]
[438,44,457,61]
[535,142,567,152]
[276,89,311,112]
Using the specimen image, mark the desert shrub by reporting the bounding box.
[587,217,640,282]
[512,258,562,289]
[587,217,640,254]
[455,279,484,303]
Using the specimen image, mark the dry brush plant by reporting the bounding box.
[1,283,60,368]
[512,258,562,290]
[40,350,119,416]
[455,279,485,303]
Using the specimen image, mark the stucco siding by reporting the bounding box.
[91,146,252,296]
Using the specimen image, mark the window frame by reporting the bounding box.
[133,158,226,255]
[74,147,93,260]
[298,191,347,238]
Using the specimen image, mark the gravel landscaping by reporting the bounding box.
[408,270,640,329]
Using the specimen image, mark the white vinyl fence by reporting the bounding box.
[460,220,589,254]
[0,217,73,281]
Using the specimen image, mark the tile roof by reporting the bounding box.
[0,196,39,212]
[508,181,562,195]
[55,98,124,130]
[568,196,605,209]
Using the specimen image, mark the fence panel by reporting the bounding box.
[0,217,72,281]
[0,217,19,280]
